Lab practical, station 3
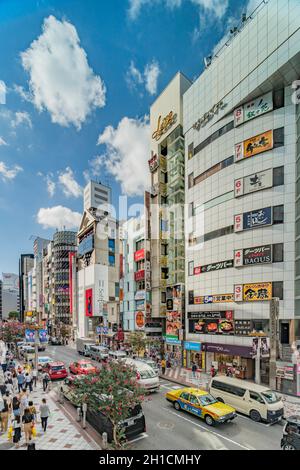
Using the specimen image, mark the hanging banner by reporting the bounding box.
[243,282,272,301]
[235,130,273,162]
[166,311,182,338]
[25,329,35,343]
[135,311,145,330]
[39,329,48,343]
[85,288,93,317]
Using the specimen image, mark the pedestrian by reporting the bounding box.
[161,358,166,375]
[12,372,18,393]
[12,415,22,448]
[20,390,29,416]
[42,371,50,392]
[22,407,35,445]
[192,362,197,378]
[5,380,13,395]
[0,381,6,396]
[12,395,21,418]
[27,436,36,450]
[17,371,25,393]
[0,395,10,433]
[32,367,38,388]
[39,398,50,432]
[25,372,33,392]
[28,401,37,422]
[210,365,217,378]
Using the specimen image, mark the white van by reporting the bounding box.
[209,376,284,423]
[108,350,127,361]
[89,345,109,361]
[125,358,160,392]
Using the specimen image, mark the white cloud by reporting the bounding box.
[11,111,32,129]
[20,15,106,130]
[144,61,160,95]
[0,137,8,146]
[128,0,227,20]
[97,116,150,196]
[46,174,56,197]
[191,0,228,19]
[58,166,82,198]
[0,162,23,181]
[126,60,160,96]
[36,205,81,229]
[0,80,6,104]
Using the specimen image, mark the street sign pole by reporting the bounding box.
[34,327,39,371]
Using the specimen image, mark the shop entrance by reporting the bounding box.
[212,353,254,380]
[281,323,290,344]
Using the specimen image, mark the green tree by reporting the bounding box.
[128,331,148,357]
[0,321,25,345]
[8,311,19,320]
[72,361,145,447]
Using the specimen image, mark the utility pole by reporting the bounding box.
[269,297,279,390]
[34,325,39,372]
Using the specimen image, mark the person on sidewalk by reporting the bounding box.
[42,371,50,392]
[192,362,197,378]
[39,398,50,432]
[12,415,22,449]
[12,395,21,418]
[17,372,25,393]
[0,395,10,433]
[22,407,35,445]
[161,358,166,375]
[28,401,37,423]
[210,365,217,378]
[25,372,33,393]
[32,368,38,388]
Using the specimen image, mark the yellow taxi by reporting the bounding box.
[165,387,236,426]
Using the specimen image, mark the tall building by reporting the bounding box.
[83,180,111,212]
[149,72,191,362]
[184,0,300,393]
[19,254,34,321]
[76,181,121,344]
[0,273,19,320]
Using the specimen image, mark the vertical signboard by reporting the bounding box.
[85,288,93,317]
[234,249,244,267]
[234,284,243,302]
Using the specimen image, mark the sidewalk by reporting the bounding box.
[0,379,99,450]
[160,366,300,418]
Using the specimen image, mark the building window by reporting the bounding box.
[273,89,284,109]
[108,238,115,252]
[188,290,194,305]
[273,166,284,187]
[127,282,130,292]
[273,243,284,263]
[273,205,284,224]
[127,301,130,310]
[188,143,194,160]
[188,202,194,218]
[109,254,115,266]
[272,281,283,300]
[193,155,234,187]
[161,291,166,304]
[273,127,284,147]
[188,261,194,276]
[188,173,194,189]
[193,121,234,156]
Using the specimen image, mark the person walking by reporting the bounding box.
[39,398,50,432]
[17,371,25,393]
[12,415,22,449]
[22,407,35,445]
[12,372,18,394]
[192,362,197,379]
[20,390,29,416]
[12,395,21,418]
[42,371,50,392]
[0,394,10,433]
[28,401,37,423]
[210,365,217,378]
[161,358,166,375]
[32,368,38,388]
[5,380,13,395]
[25,372,33,393]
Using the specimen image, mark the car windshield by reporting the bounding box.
[81,363,94,369]
[198,394,218,406]
[51,365,65,371]
[140,369,157,379]
[261,390,281,404]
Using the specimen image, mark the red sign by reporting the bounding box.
[69,252,75,315]
[135,311,145,330]
[193,266,201,275]
[85,288,93,317]
[135,270,145,281]
[134,249,145,262]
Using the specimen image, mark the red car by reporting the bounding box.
[45,361,68,380]
[69,360,97,375]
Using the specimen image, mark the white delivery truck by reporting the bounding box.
[76,338,96,357]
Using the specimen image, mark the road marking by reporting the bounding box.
[160,384,175,390]
[235,413,276,427]
[129,433,148,443]
[162,407,253,450]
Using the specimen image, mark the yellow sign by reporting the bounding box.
[26,311,33,317]
[243,282,272,301]
[152,111,177,141]
[244,130,273,158]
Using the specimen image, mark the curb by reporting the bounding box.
[160,374,209,390]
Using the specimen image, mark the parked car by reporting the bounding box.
[50,337,63,346]
[60,376,146,443]
[38,356,52,372]
[137,358,159,375]
[124,358,160,392]
[69,360,97,375]
[76,338,96,356]
[22,346,35,362]
[89,345,109,362]
[281,415,300,450]
[209,376,284,423]
[108,350,127,361]
[44,361,68,380]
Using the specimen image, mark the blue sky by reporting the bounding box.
[0,0,256,274]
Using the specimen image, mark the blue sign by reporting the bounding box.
[165,337,182,345]
[39,329,48,343]
[96,326,102,334]
[78,234,94,257]
[243,207,272,230]
[184,341,201,352]
[25,329,35,343]
[96,326,109,335]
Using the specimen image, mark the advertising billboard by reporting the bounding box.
[25,329,35,342]
[193,294,234,304]
[234,92,273,127]
[193,259,234,275]
[166,311,182,338]
[234,168,273,197]
[234,245,272,267]
[243,282,272,301]
[235,130,273,162]
[78,234,94,257]
[188,311,234,335]
[234,207,272,232]
[39,329,48,343]
[134,270,145,282]
[85,288,93,317]
[134,249,145,262]
[135,311,145,330]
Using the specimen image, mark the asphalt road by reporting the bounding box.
[43,345,284,451]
